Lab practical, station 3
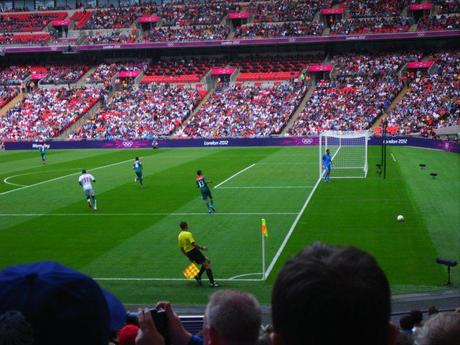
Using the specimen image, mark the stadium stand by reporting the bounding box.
[289,52,418,136]
[235,21,325,38]
[386,51,460,137]
[143,56,226,83]
[84,30,136,44]
[417,15,460,31]
[0,86,19,108]
[435,0,460,14]
[70,84,201,140]
[0,87,101,141]
[141,25,230,42]
[330,16,413,35]
[0,65,31,85]
[249,0,333,23]
[344,0,410,17]
[0,32,53,46]
[0,11,67,32]
[181,83,307,138]
[39,65,90,85]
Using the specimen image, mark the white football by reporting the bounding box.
[397,215,404,222]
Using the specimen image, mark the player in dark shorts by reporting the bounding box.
[196,170,215,214]
[178,221,219,287]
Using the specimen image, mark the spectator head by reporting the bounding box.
[271,242,395,345]
[118,324,139,345]
[0,261,126,345]
[410,310,423,326]
[204,290,262,345]
[180,221,188,230]
[0,310,34,345]
[415,311,460,345]
[400,315,415,332]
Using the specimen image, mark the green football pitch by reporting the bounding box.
[0,146,459,305]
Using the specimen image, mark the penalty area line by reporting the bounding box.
[214,163,256,189]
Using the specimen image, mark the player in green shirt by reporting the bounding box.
[38,143,46,164]
[133,157,143,187]
[196,170,215,214]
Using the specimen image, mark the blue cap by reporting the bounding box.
[0,261,126,345]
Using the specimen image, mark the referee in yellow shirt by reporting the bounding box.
[178,221,220,287]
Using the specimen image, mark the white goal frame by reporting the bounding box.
[319,130,369,179]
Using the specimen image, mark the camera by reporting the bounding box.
[126,308,170,345]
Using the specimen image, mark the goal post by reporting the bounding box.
[319,131,370,179]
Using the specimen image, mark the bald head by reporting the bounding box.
[205,290,261,345]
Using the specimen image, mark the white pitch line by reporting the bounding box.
[0,158,135,196]
[263,175,323,279]
[214,163,256,189]
[3,176,26,187]
[0,212,298,217]
[219,186,313,189]
[391,153,397,162]
[229,272,262,280]
[94,277,262,282]
[263,147,342,279]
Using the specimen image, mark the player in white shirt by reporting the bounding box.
[78,169,97,210]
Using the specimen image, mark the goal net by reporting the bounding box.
[319,131,369,179]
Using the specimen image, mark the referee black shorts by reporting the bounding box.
[186,248,206,265]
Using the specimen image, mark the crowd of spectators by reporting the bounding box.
[250,0,333,23]
[435,0,460,14]
[235,21,324,38]
[87,61,147,84]
[0,86,101,141]
[70,84,200,140]
[142,25,230,42]
[330,16,413,35]
[344,0,409,18]
[182,83,307,138]
[0,12,67,32]
[417,14,460,31]
[40,65,90,85]
[0,85,19,107]
[0,65,31,85]
[159,2,229,26]
[83,7,144,29]
[84,30,136,44]
[289,53,416,136]
[386,51,459,137]
[145,56,226,77]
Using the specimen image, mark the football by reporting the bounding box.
[397,215,405,222]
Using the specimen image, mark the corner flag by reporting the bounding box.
[183,263,200,280]
[261,218,268,237]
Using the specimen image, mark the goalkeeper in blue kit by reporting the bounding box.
[133,157,143,186]
[322,149,332,182]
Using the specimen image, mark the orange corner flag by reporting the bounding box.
[261,218,268,237]
[183,263,200,280]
